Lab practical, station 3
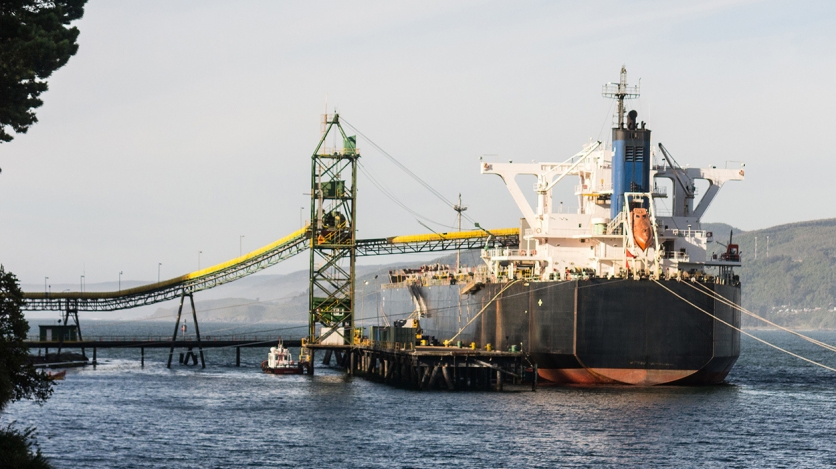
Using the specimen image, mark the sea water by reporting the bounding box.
[5,321,836,468]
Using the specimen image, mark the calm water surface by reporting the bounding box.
[5,322,836,468]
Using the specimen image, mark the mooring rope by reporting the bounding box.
[683,280,836,353]
[447,280,521,344]
[652,280,836,374]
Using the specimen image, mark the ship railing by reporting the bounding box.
[664,228,708,239]
[651,185,667,197]
[484,248,543,258]
[606,212,625,235]
[662,251,691,261]
[520,227,589,239]
[574,183,613,194]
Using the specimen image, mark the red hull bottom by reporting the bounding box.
[538,367,729,386]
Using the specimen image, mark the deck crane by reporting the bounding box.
[658,143,696,216]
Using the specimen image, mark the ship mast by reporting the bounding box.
[453,193,467,271]
[602,65,640,128]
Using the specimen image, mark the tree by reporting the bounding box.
[0,265,52,410]
[0,424,52,469]
[0,266,54,467]
[0,0,86,143]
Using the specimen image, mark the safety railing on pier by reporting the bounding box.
[26,334,300,343]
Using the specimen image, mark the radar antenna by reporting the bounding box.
[602,65,640,128]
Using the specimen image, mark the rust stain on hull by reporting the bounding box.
[539,367,706,386]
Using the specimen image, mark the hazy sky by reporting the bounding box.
[2,0,835,290]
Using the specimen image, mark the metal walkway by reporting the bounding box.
[22,227,519,311]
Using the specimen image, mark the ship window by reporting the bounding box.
[635,147,644,162]
[625,146,634,162]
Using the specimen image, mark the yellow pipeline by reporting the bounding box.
[24,226,309,300]
[388,228,518,244]
[23,226,518,301]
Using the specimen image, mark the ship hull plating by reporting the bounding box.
[372,279,740,386]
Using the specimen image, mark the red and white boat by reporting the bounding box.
[261,340,309,375]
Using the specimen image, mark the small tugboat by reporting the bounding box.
[261,339,310,375]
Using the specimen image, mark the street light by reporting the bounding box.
[300,206,305,227]
[119,271,123,291]
[239,235,245,257]
[158,263,162,283]
[198,251,203,270]
[80,275,85,292]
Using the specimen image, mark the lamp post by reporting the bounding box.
[198,251,203,270]
[119,271,123,291]
[80,275,85,292]
[44,277,48,294]
[158,263,162,283]
[239,235,244,257]
[300,206,305,227]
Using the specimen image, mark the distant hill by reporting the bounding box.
[147,297,307,323]
[723,218,836,328]
[144,219,836,329]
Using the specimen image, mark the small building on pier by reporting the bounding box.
[39,324,78,342]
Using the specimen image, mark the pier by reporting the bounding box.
[19,114,529,390]
[26,337,302,368]
[308,343,535,391]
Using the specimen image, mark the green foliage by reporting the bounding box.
[0,0,86,143]
[0,265,52,411]
[0,424,52,469]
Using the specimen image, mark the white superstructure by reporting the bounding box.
[480,142,744,281]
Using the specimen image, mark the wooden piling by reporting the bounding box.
[532,364,538,391]
[442,366,455,390]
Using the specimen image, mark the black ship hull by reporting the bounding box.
[372,278,740,385]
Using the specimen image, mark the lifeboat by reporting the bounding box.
[631,208,652,251]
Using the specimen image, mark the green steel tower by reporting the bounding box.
[308,113,358,345]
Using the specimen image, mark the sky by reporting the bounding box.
[1,0,835,293]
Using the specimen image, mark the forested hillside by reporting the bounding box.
[707,219,836,328]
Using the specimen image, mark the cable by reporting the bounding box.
[653,279,836,374]
[358,162,458,230]
[685,280,836,353]
[447,280,521,343]
[341,118,478,226]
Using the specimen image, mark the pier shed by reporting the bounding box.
[39,324,78,342]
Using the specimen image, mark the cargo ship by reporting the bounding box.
[366,67,745,385]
